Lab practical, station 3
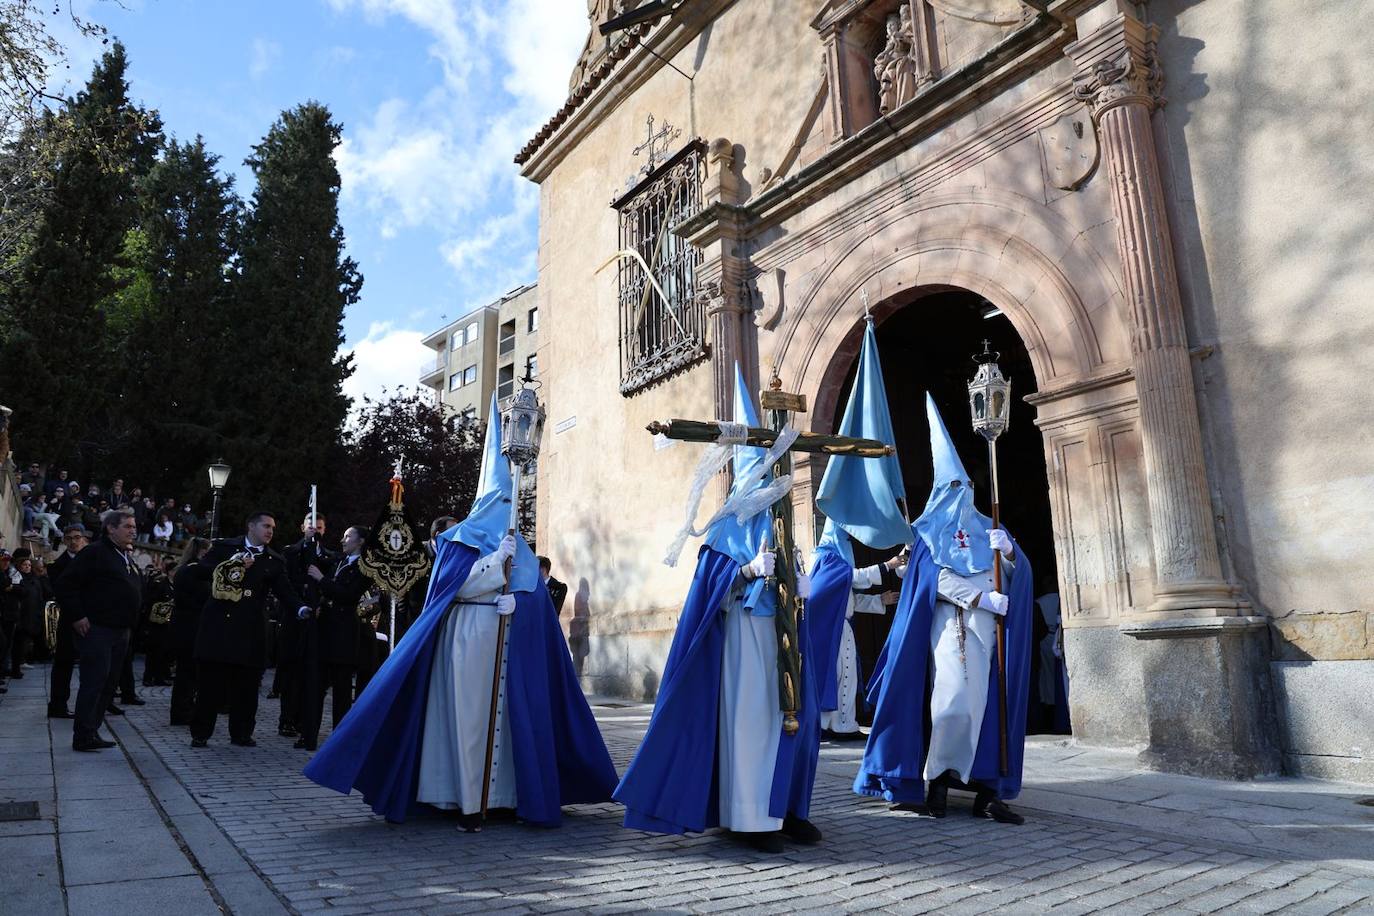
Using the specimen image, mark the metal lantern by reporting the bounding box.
[207,458,232,539]
[968,341,1012,443]
[500,383,546,467]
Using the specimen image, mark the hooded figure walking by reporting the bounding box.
[303,394,617,829]
[854,394,1033,824]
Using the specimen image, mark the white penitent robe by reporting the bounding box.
[924,556,1015,784]
[417,552,517,813]
[821,564,884,735]
[718,578,783,832]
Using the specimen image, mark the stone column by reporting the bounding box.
[1068,2,1240,617]
[1068,1,1278,779]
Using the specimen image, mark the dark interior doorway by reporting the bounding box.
[821,287,1070,735]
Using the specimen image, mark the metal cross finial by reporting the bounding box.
[392,456,404,480]
[633,114,682,178]
[860,287,873,322]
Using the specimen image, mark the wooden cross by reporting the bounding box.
[647,374,894,735]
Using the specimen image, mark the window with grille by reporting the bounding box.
[611,139,708,396]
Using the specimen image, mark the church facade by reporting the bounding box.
[517,0,1374,781]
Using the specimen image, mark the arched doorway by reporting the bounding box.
[817,286,1071,735]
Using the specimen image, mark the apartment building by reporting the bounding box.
[419,283,539,422]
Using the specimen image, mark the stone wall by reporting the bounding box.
[0,461,20,552]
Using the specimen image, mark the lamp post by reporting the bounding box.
[207,459,232,539]
[968,340,1012,775]
[479,379,545,821]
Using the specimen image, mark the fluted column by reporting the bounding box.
[1069,3,1242,615]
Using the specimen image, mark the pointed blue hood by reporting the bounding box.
[703,364,775,614]
[913,394,994,576]
[815,517,855,568]
[815,319,913,550]
[447,392,539,593]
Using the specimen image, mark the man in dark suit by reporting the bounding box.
[190,511,310,748]
[46,524,89,719]
[538,556,568,613]
[298,525,373,750]
[52,510,143,751]
[277,514,333,738]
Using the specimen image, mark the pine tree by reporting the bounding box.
[0,41,162,469]
[222,102,361,525]
[107,137,241,500]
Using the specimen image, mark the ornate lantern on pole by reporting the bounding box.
[207,459,232,539]
[967,340,1012,775]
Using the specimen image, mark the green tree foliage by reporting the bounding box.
[218,102,362,525]
[0,41,162,467]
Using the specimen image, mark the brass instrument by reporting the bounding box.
[43,601,60,652]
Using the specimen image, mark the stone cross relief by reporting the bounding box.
[633,114,682,179]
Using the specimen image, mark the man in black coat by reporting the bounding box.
[276,514,333,738]
[46,524,89,718]
[298,525,374,750]
[51,510,143,752]
[169,544,212,726]
[538,556,568,614]
[189,511,310,748]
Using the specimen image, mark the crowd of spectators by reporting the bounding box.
[16,462,211,550]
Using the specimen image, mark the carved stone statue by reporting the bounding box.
[874,7,919,116]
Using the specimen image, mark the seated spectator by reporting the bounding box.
[44,469,70,500]
[20,463,45,494]
[107,479,128,507]
[23,493,62,545]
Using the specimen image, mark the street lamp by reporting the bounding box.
[207,458,231,539]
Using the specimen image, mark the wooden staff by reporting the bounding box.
[480,460,521,820]
[988,438,1008,777]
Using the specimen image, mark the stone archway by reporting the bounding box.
[762,187,1148,745]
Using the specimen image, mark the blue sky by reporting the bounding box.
[56,0,587,404]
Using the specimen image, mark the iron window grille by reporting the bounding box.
[611,139,708,396]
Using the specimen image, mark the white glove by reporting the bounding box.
[796,573,811,600]
[894,564,908,580]
[297,606,312,620]
[495,594,516,616]
[981,591,1009,616]
[743,548,775,580]
[989,529,1013,557]
[494,535,517,563]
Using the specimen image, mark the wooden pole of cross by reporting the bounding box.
[647,373,894,734]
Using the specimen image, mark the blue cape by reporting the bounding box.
[854,535,1033,802]
[303,540,617,824]
[613,546,820,834]
[807,537,857,713]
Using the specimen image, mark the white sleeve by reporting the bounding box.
[936,568,985,611]
[853,593,886,615]
[457,552,507,599]
[851,564,883,590]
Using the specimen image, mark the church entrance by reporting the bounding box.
[822,286,1071,735]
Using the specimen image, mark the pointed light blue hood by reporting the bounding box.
[815,516,855,568]
[445,392,539,593]
[913,394,994,576]
[815,318,913,551]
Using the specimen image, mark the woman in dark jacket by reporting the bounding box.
[9,550,45,676]
[169,537,211,727]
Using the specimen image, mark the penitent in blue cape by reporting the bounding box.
[854,396,1034,804]
[613,364,821,834]
[302,394,617,825]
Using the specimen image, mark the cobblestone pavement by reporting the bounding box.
[94,673,1374,916]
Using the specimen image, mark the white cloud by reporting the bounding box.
[343,321,434,404]
[329,0,588,289]
[249,38,281,80]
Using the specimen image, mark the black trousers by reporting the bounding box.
[118,648,136,700]
[49,621,77,712]
[170,645,198,725]
[276,659,306,730]
[142,625,171,684]
[301,663,354,747]
[9,627,31,676]
[191,661,262,743]
[73,625,131,741]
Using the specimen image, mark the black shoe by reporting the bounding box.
[106,703,125,716]
[230,737,257,747]
[293,738,316,751]
[738,831,785,854]
[890,802,929,815]
[926,773,952,819]
[278,725,299,738]
[456,812,483,833]
[169,716,191,727]
[782,815,822,845]
[191,738,209,748]
[486,807,518,821]
[73,735,115,752]
[973,793,1024,825]
[121,695,146,706]
[828,729,866,742]
[48,706,74,719]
